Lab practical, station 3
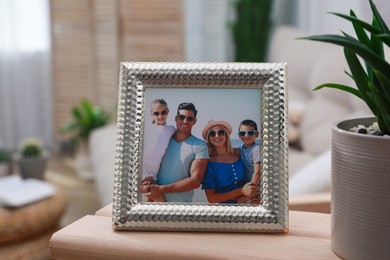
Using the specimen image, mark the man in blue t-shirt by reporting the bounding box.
[148,102,209,202]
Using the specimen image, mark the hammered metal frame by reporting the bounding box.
[112,62,288,232]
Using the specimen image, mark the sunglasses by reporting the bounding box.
[153,110,168,116]
[176,114,195,122]
[238,130,257,137]
[209,129,225,137]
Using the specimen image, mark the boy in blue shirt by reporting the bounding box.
[238,119,261,204]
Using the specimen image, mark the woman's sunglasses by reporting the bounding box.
[238,130,257,137]
[176,114,195,122]
[209,129,225,137]
[153,110,168,116]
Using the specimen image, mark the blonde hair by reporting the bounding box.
[206,125,233,156]
[150,99,169,124]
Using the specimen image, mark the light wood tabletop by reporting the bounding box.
[50,204,337,259]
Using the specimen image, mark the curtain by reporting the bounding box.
[184,0,234,62]
[0,0,52,150]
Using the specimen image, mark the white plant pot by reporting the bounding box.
[0,162,10,176]
[332,117,390,259]
[75,140,94,181]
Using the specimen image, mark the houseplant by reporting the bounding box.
[60,99,112,180]
[13,138,49,180]
[231,0,273,62]
[0,146,11,176]
[301,0,390,259]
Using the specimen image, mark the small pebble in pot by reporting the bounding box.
[373,131,384,136]
[358,128,367,134]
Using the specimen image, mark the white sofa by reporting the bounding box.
[90,25,371,207]
[268,25,370,197]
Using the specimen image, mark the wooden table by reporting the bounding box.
[50,204,338,259]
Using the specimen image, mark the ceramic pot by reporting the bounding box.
[331,117,390,259]
[13,151,49,180]
[75,140,93,181]
[0,162,10,176]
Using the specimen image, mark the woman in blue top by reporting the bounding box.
[201,120,257,203]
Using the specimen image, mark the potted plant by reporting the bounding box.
[0,146,11,177]
[60,99,112,180]
[301,0,390,259]
[13,138,49,180]
[231,0,273,62]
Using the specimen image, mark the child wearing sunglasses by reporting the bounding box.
[237,119,261,204]
[141,99,175,202]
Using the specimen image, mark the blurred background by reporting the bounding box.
[0,0,382,151]
[1,0,390,257]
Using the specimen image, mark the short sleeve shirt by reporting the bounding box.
[240,143,261,183]
[157,135,209,202]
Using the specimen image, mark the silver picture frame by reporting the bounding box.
[112,62,288,232]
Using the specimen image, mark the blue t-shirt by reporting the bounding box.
[240,143,261,183]
[157,135,209,202]
[201,159,246,203]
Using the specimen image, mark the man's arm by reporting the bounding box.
[162,158,208,192]
[148,158,208,200]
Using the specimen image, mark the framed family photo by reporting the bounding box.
[112,62,288,232]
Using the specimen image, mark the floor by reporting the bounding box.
[45,155,101,227]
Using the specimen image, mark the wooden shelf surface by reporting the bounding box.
[50,206,337,259]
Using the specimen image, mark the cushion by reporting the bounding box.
[89,124,116,207]
[300,97,351,155]
[288,148,316,176]
[289,149,331,196]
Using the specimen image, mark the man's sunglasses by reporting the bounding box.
[238,130,257,137]
[153,110,168,116]
[176,114,195,122]
[209,129,225,137]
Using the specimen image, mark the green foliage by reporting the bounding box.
[232,0,273,62]
[301,0,390,134]
[0,148,10,162]
[19,138,43,158]
[60,99,112,141]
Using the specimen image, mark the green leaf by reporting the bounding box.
[330,12,382,34]
[59,122,77,133]
[369,18,385,90]
[349,10,371,47]
[375,33,390,41]
[369,0,390,34]
[71,107,83,122]
[344,48,378,114]
[300,34,390,77]
[373,69,390,102]
[371,87,390,133]
[370,18,385,58]
[60,99,112,141]
[313,83,362,99]
[329,11,390,47]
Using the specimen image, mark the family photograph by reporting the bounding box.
[141,87,262,204]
